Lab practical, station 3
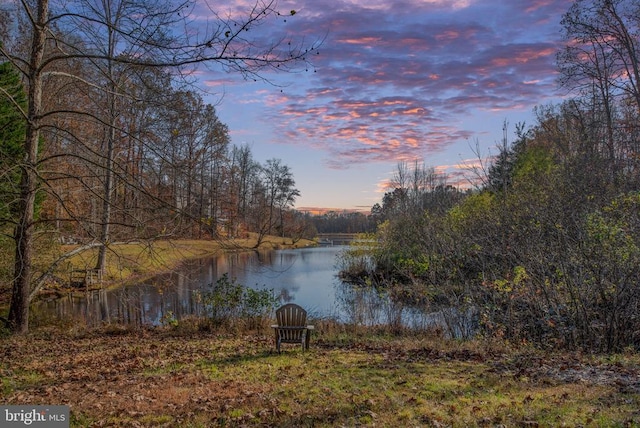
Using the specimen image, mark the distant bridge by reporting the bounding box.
[316,233,375,245]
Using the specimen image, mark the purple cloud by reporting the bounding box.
[202,0,572,171]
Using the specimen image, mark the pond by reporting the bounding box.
[32,245,473,335]
[32,246,349,327]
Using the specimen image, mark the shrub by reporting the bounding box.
[199,274,280,329]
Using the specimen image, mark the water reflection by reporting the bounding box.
[31,245,472,336]
[337,284,477,337]
[32,246,346,327]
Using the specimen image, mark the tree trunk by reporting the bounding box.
[8,0,48,334]
[95,122,114,271]
[96,6,118,272]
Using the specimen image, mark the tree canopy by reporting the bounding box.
[0,0,319,333]
[340,0,640,352]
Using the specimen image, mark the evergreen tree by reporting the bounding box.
[0,61,27,223]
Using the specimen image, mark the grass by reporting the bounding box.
[59,234,315,287]
[0,234,316,306]
[1,322,639,427]
[1,235,639,426]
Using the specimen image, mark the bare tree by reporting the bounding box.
[560,0,640,111]
[1,0,319,333]
[559,0,640,171]
[223,144,259,238]
[260,158,300,238]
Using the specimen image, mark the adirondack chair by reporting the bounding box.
[271,303,314,353]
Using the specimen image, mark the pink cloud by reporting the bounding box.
[205,0,569,171]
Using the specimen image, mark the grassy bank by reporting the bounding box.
[60,235,316,288]
[0,235,315,306]
[1,323,639,427]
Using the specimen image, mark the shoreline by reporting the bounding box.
[4,235,318,307]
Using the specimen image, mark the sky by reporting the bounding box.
[194,0,573,212]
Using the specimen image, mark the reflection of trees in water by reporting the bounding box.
[111,287,143,325]
[278,288,294,303]
[106,281,206,326]
[231,250,299,277]
[223,251,301,303]
[31,274,209,327]
[335,282,475,337]
[33,247,349,327]
[335,284,390,326]
[259,252,298,278]
[97,289,110,323]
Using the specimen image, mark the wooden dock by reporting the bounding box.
[69,268,103,288]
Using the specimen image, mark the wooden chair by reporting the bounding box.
[271,303,314,353]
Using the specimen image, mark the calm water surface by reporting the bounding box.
[33,246,348,326]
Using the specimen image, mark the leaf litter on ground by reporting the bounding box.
[1,324,639,427]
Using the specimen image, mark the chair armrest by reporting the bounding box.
[307,325,315,330]
[270,325,279,328]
